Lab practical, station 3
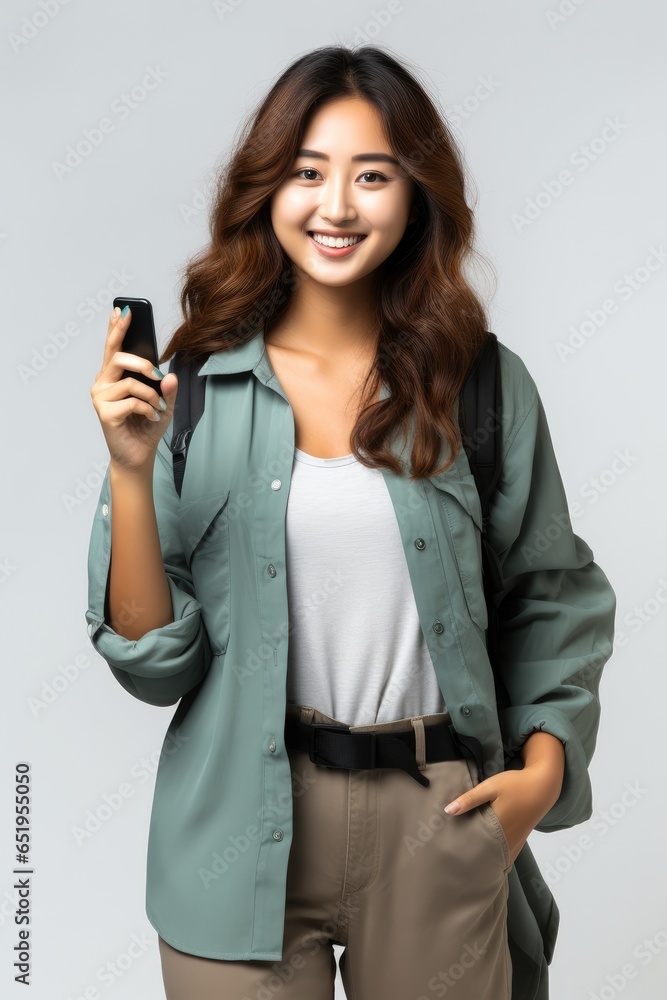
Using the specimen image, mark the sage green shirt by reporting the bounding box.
[85,328,616,997]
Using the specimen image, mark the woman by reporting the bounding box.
[86,45,617,1000]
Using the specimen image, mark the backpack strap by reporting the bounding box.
[168,351,208,499]
[458,331,502,535]
[458,333,504,601]
[458,333,514,731]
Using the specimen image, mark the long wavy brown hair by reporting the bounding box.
[159,44,496,479]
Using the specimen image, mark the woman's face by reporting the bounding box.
[270,96,417,289]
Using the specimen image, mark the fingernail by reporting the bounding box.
[112,306,121,318]
[158,397,167,410]
[444,801,460,814]
[121,305,130,318]
[152,366,164,379]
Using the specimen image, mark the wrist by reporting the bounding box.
[109,456,155,483]
[520,731,565,789]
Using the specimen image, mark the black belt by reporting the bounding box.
[284,716,486,788]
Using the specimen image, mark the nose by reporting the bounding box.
[319,175,357,225]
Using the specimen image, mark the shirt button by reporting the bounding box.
[414,538,425,549]
[269,738,276,752]
[102,504,109,516]
[433,620,444,634]
[461,706,472,717]
[270,479,282,491]
[273,829,284,841]
[268,564,277,578]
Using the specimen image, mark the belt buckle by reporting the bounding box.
[308,723,376,769]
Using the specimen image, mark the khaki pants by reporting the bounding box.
[159,703,513,1000]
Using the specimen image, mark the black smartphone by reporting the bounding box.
[112,296,163,398]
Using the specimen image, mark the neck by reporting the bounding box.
[265,278,378,362]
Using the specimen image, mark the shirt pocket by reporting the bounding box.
[179,489,231,654]
[429,473,488,632]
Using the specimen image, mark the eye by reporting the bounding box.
[293,168,388,183]
[359,171,387,183]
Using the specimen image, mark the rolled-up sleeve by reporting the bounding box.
[84,426,212,707]
[487,369,617,832]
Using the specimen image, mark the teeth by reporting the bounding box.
[310,232,365,248]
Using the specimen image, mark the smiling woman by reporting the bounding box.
[157,44,494,482]
[86,42,616,1000]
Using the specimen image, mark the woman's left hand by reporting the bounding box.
[443,732,566,865]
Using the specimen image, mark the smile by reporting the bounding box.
[308,231,367,247]
[306,231,368,258]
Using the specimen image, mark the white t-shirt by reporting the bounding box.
[284,446,447,727]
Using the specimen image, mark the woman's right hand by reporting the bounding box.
[90,306,179,473]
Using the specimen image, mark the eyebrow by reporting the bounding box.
[296,147,401,167]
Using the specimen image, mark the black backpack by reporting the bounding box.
[167,333,510,717]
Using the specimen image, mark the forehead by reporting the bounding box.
[297,99,409,176]
[300,98,386,151]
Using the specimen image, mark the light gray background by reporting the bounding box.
[3,1,666,997]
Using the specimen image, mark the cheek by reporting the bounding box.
[271,187,310,231]
[370,201,410,236]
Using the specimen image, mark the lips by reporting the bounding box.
[306,231,368,259]
[307,231,367,246]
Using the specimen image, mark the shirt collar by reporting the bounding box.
[197,326,267,377]
[193,323,468,480]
